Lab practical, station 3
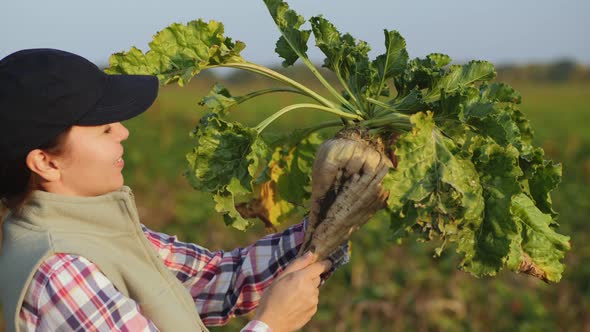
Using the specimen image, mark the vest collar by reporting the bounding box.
[15,186,139,235]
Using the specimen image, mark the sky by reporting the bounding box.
[1,0,589,67]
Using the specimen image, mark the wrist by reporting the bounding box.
[253,314,280,332]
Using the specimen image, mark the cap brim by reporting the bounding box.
[76,74,159,126]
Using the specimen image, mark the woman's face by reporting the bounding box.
[52,122,129,196]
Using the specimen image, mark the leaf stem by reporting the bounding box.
[239,87,308,103]
[367,97,397,114]
[374,55,392,104]
[334,67,363,114]
[254,103,362,133]
[295,120,344,139]
[210,62,338,109]
[361,113,412,130]
[299,57,357,112]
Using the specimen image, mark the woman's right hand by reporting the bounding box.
[253,252,332,332]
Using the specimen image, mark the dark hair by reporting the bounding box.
[0,128,71,213]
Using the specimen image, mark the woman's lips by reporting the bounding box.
[116,157,125,168]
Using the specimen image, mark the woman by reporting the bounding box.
[0,49,350,332]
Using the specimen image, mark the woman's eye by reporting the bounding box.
[104,126,112,134]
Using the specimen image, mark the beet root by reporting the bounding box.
[298,129,393,260]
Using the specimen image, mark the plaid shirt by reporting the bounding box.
[17,221,348,331]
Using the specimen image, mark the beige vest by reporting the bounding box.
[0,186,207,332]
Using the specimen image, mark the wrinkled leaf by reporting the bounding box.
[460,141,523,277]
[246,132,321,225]
[510,193,570,282]
[464,103,522,148]
[394,54,451,96]
[214,191,254,231]
[106,20,245,86]
[520,147,562,219]
[372,30,408,94]
[186,113,268,194]
[186,113,269,228]
[264,0,311,66]
[427,53,452,68]
[384,112,484,252]
[423,60,496,103]
[481,82,522,104]
[273,133,322,203]
[310,15,374,108]
[199,83,241,116]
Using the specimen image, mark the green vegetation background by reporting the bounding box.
[1,63,589,331]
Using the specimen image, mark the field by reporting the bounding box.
[1,72,589,331]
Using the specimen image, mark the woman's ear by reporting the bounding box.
[25,149,61,182]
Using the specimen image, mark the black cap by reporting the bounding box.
[0,48,159,159]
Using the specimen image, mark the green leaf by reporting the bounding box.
[275,36,303,66]
[214,191,254,231]
[261,1,354,109]
[310,15,375,109]
[481,82,522,104]
[459,141,523,277]
[199,83,240,116]
[310,15,345,70]
[240,132,322,226]
[388,203,419,243]
[464,103,522,148]
[384,112,484,250]
[394,54,451,96]
[347,58,375,109]
[458,139,569,283]
[273,133,322,204]
[310,16,372,77]
[187,113,269,194]
[387,88,427,114]
[436,86,478,122]
[372,30,408,92]
[264,0,311,66]
[106,19,245,86]
[434,84,523,149]
[186,113,270,229]
[309,15,341,61]
[427,53,452,68]
[423,61,496,103]
[510,193,570,282]
[511,107,535,150]
[520,147,562,219]
[106,47,161,76]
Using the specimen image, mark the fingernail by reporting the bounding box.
[303,251,313,258]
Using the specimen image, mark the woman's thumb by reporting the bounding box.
[279,251,318,277]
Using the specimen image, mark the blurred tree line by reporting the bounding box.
[496,59,590,82]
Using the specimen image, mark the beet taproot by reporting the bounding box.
[298,129,393,260]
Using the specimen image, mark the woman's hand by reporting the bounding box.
[253,252,331,332]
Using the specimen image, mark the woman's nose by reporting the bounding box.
[114,122,130,141]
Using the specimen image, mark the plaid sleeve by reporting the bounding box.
[240,319,271,332]
[19,253,159,332]
[142,219,349,326]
